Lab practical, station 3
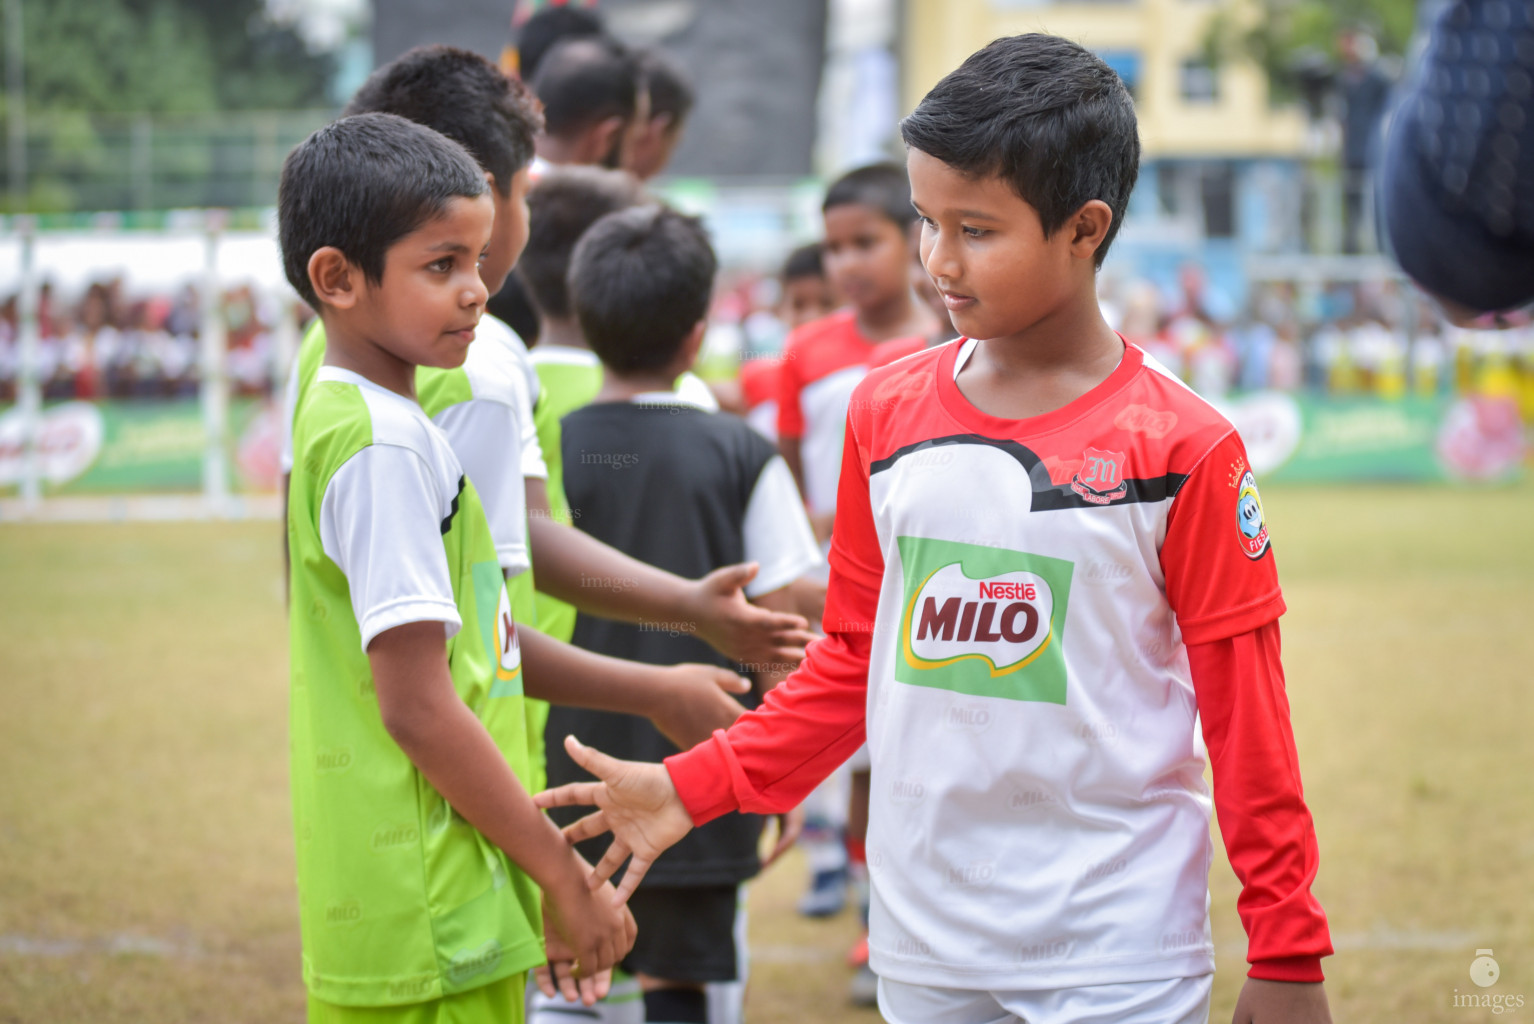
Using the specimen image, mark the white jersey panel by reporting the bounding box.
[797,364,867,515]
[861,440,1215,990]
[316,367,465,651]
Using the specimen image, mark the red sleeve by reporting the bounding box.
[1190,616,1332,982]
[776,331,807,440]
[667,404,882,823]
[1162,430,1285,645]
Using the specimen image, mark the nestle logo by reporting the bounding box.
[324,899,362,926]
[946,860,996,888]
[371,823,419,851]
[1083,858,1127,882]
[315,747,353,773]
[895,937,933,957]
[944,704,993,730]
[1018,939,1069,962]
[890,779,926,803]
[1008,789,1055,810]
[1160,928,1204,951]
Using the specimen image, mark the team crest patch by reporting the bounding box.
[1235,470,1270,559]
[1070,447,1127,504]
[896,536,1073,704]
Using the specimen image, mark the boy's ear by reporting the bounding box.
[307,247,360,310]
[1068,200,1114,261]
[586,116,628,166]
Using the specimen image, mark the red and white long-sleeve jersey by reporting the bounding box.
[669,339,1332,991]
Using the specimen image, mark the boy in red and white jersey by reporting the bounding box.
[542,34,1333,1024]
[777,163,939,544]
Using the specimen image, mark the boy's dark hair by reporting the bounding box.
[899,33,1140,267]
[637,48,694,124]
[344,45,544,197]
[823,162,919,230]
[278,113,487,310]
[531,36,639,138]
[517,5,606,83]
[782,242,824,282]
[517,166,645,319]
[569,205,717,375]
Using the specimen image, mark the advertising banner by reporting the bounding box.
[0,399,282,496]
[1218,391,1526,484]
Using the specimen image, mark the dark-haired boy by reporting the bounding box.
[542,205,820,1024]
[279,47,811,799]
[280,112,635,1024]
[530,36,645,173]
[541,33,1334,1024]
[626,48,694,181]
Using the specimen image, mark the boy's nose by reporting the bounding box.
[462,275,489,309]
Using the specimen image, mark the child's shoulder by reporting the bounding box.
[303,368,449,468]
[781,308,858,356]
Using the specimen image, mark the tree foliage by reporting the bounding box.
[1207,0,1417,103]
[3,0,334,115]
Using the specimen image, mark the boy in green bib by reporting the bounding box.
[280,113,636,1024]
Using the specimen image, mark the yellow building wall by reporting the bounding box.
[902,0,1307,159]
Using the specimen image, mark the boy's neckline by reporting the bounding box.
[936,336,1141,437]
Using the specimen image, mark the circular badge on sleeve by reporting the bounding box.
[1236,470,1270,559]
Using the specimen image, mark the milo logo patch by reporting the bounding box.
[896,537,1073,704]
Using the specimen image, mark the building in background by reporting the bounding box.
[902,0,1315,303]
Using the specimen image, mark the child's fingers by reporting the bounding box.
[534,781,600,810]
[588,968,611,1004]
[589,838,631,890]
[771,643,809,664]
[533,964,556,998]
[705,666,752,694]
[563,734,626,782]
[612,855,653,905]
[557,963,580,1003]
[560,810,613,845]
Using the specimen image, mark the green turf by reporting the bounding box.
[1,483,1530,1022]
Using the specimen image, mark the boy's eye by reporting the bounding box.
[428,258,453,273]
[962,225,989,239]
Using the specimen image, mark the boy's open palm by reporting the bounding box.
[535,735,694,903]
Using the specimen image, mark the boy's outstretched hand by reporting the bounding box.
[1231,979,1332,1024]
[685,563,816,667]
[650,664,750,750]
[535,735,695,904]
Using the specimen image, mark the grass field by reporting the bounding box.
[2,483,1532,1023]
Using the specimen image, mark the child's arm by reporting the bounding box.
[536,411,883,900]
[1162,433,1332,1016]
[518,623,750,750]
[370,620,636,974]
[524,477,815,666]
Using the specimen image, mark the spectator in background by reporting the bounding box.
[512,2,605,82]
[777,243,837,332]
[626,48,695,180]
[529,36,645,172]
[1380,0,1534,321]
[1338,27,1392,254]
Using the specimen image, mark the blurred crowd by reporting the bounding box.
[0,277,294,404]
[7,259,1534,419]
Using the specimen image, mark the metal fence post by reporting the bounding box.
[200,211,228,516]
[16,215,39,510]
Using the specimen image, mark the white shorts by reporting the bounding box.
[876,973,1213,1024]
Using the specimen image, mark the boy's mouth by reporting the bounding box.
[940,290,976,311]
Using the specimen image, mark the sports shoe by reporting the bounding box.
[849,963,879,1007]
[796,867,848,918]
